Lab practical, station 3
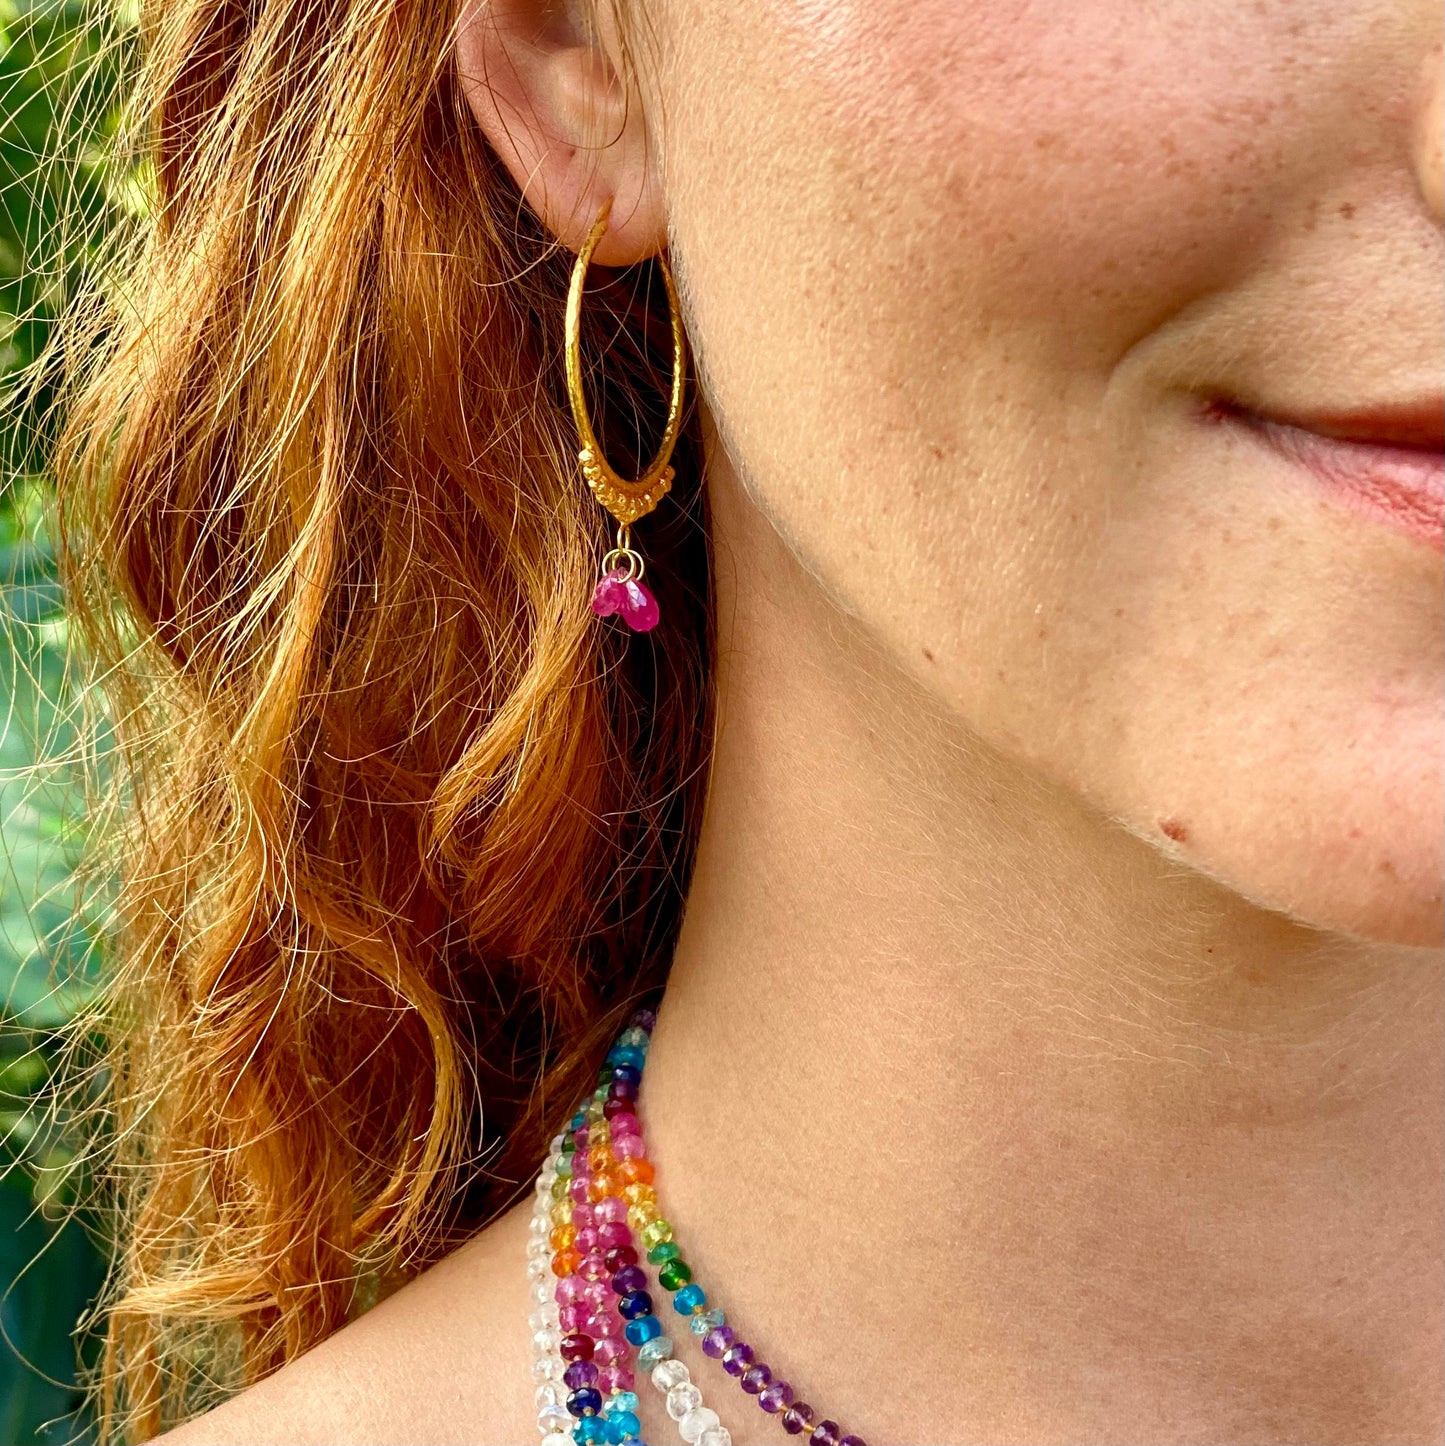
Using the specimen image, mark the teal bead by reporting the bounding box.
[689,1307,724,1336]
[636,1335,674,1369]
[671,1282,706,1315]
[624,1313,661,1346]
[605,1044,645,1070]
[604,1410,640,1442]
[616,1027,650,1050]
[555,1154,573,1178]
[603,1391,640,1416]
[573,1417,606,1445]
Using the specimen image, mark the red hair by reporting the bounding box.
[54,0,712,1434]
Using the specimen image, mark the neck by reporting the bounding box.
[637,447,1443,1443]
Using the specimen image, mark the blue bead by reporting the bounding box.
[606,1045,645,1070]
[635,1335,674,1369]
[671,1283,706,1315]
[606,1411,641,1442]
[567,1387,603,1418]
[572,1417,606,1445]
[570,1112,586,1130]
[624,1313,661,1346]
[689,1307,725,1336]
[603,1391,640,1416]
[617,1289,653,1320]
[610,1063,642,1087]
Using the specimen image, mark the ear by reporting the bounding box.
[455,0,666,264]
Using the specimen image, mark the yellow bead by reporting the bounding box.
[622,1183,657,1209]
[626,1202,660,1232]
[548,1223,577,1251]
[550,1199,573,1227]
[639,1218,673,1250]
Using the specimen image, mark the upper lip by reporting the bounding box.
[1226,398,1445,452]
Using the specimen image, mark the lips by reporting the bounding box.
[1209,398,1445,550]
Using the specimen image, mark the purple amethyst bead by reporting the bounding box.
[741,1363,773,1396]
[562,1359,599,1390]
[701,1324,736,1359]
[628,1008,657,1033]
[759,1380,795,1414]
[781,1403,815,1436]
[812,1422,842,1446]
[839,1437,868,1446]
[721,1341,755,1377]
[610,1264,647,1295]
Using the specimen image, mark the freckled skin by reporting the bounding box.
[639,0,1443,944]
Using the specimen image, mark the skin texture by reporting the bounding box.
[163,2,1444,1442]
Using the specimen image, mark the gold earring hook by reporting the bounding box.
[564,199,688,527]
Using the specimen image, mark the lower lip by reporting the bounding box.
[1221,409,1444,551]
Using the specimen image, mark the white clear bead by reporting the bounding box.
[534,1381,565,1409]
[679,1407,722,1444]
[527,1259,550,1283]
[531,1280,553,1306]
[549,1134,566,1153]
[529,1213,552,1236]
[540,1434,572,1446]
[666,1383,703,1421]
[527,1233,551,1256]
[529,1304,560,1333]
[537,1405,571,1435]
[651,1359,691,1393]
[532,1326,562,1354]
[530,1355,563,1384]
[697,1429,732,1446]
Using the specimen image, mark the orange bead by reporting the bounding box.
[588,1145,615,1173]
[618,1156,655,1186]
[548,1223,577,1252]
[586,1170,622,1202]
[551,1247,582,1278]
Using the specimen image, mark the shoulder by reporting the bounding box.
[158,1197,537,1445]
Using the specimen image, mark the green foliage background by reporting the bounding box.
[2,2,132,1439]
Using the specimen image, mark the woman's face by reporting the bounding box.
[640,0,1443,946]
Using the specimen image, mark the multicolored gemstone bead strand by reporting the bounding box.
[535,1013,731,1446]
[528,1010,867,1446]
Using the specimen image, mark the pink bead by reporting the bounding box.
[567,1176,589,1204]
[591,1310,623,1339]
[608,1111,640,1137]
[580,1251,609,1282]
[596,1366,635,1394]
[575,1226,601,1253]
[594,1337,627,1367]
[573,1127,590,1150]
[611,1132,645,1161]
[570,1202,595,1229]
[597,1221,630,1250]
[582,1279,610,1310]
[556,1276,585,1306]
[559,1302,590,1332]
[595,1197,628,1225]
[570,1152,592,1178]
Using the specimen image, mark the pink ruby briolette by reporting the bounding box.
[590,569,660,633]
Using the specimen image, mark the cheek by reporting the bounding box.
[660,0,1441,945]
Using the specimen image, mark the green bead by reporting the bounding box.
[646,1240,681,1265]
[657,1258,693,1291]
[550,1177,567,1200]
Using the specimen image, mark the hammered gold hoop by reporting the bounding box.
[565,199,687,528]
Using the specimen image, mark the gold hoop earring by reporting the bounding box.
[565,198,687,632]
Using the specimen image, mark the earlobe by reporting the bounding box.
[455,0,667,263]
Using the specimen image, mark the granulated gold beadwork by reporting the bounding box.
[565,201,686,528]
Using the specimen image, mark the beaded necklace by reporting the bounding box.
[527,1010,868,1446]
